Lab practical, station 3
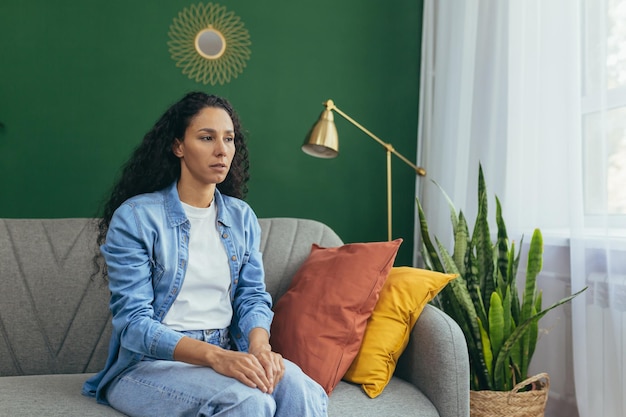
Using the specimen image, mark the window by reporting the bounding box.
[582,0,626,216]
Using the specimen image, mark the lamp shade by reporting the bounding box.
[302,108,339,158]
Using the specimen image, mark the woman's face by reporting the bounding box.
[173,106,236,188]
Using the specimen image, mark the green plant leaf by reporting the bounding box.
[521,229,543,323]
[508,320,522,389]
[440,281,487,390]
[420,242,434,271]
[432,179,460,232]
[453,212,469,276]
[489,291,505,369]
[493,287,587,389]
[502,286,512,345]
[495,196,510,284]
[501,287,514,391]
[473,165,495,312]
[509,238,523,323]
[436,238,493,390]
[519,329,530,384]
[519,231,542,382]
[467,249,488,328]
[527,291,542,367]
[416,197,445,272]
[477,317,493,380]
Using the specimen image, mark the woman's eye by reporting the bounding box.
[200,136,213,141]
[225,136,234,142]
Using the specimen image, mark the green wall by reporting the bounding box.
[0,0,423,265]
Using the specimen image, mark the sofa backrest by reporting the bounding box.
[0,217,342,377]
[258,218,343,300]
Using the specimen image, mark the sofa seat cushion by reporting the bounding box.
[0,373,439,417]
[331,378,439,417]
[0,374,124,417]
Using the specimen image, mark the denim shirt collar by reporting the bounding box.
[163,181,232,228]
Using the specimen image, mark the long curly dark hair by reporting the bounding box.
[94,92,249,278]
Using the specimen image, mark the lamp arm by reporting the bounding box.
[325,100,426,177]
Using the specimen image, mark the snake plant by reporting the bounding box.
[417,165,586,391]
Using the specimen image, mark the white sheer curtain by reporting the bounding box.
[416,1,626,417]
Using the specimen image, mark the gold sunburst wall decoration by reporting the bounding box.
[168,2,251,85]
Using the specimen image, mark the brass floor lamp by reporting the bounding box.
[302,99,427,241]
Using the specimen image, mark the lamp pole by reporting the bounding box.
[303,99,426,241]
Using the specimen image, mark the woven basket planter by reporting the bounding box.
[470,373,550,417]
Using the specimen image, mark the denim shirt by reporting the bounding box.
[82,182,273,404]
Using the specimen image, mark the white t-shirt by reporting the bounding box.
[162,201,233,331]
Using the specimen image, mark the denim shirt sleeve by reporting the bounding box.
[230,207,273,349]
[102,203,183,360]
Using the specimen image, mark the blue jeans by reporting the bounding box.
[105,329,328,417]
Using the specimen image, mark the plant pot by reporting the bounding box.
[470,373,550,417]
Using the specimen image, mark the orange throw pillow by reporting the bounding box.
[270,239,402,394]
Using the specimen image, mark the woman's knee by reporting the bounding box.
[280,360,323,393]
[209,384,276,416]
[273,360,328,417]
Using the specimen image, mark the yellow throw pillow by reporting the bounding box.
[343,266,457,398]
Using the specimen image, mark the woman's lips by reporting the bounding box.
[210,163,228,171]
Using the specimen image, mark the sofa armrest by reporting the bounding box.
[396,304,470,417]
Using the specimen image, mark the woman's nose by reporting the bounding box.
[215,138,227,154]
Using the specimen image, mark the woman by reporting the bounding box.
[83,92,328,416]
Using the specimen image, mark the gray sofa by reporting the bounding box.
[0,217,469,417]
